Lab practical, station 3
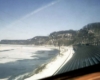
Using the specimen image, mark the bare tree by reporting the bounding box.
[50,35,61,55]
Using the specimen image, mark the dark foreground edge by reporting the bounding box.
[41,63,100,80]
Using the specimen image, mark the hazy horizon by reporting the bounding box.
[0,0,100,40]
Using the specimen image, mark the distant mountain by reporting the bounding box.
[49,30,77,39]
[27,36,49,45]
[48,30,77,45]
[0,40,28,44]
[0,36,50,45]
[0,22,100,46]
[74,22,100,45]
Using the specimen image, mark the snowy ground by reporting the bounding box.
[0,45,59,80]
[0,45,54,64]
[0,45,74,80]
[25,46,74,80]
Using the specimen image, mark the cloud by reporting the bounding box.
[6,0,62,28]
[22,0,63,19]
[0,0,63,40]
[22,1,58,19]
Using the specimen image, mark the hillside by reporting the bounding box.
[74,22,100,45]
[0,22,100,46]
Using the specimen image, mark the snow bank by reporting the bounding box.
[25,46,74,80]
[0,77,9,80]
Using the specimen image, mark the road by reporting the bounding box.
[54,45,100,75]
[53,46,74,75]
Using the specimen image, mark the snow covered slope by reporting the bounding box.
[25,46,74,80]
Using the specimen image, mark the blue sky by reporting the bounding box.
[0,0,100,40]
